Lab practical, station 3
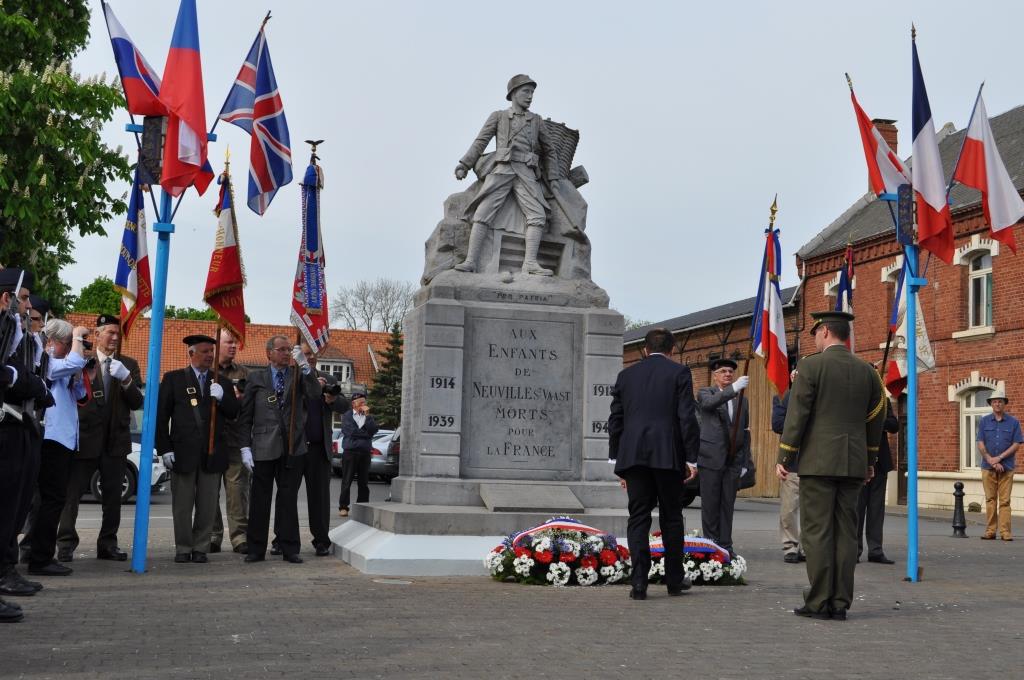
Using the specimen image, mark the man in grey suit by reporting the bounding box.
[239,334,320,563]
[696,358,752,557]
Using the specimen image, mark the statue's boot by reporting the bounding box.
[521,225,553,276]
[454,222,487,272]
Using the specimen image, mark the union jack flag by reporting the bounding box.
[218,27,292,215]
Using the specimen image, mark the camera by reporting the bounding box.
[322,382,343,397]
[232,378,247,393]
[81,339,93,350]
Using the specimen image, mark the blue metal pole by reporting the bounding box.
[130,189,174,574]
[904,243,923,582]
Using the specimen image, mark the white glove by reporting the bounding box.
[740,468,748,477]
[732,375,749,392]
[32,336,43,367]
[241,447,254,473]
[209,382,224,402]
[4,366,16,384]
[163,452,175,470]
[292,345,311,375]
[108,358,130,382]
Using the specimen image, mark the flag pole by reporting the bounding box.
[208,322,222,454]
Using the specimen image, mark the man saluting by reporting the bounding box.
[777,311,886,621]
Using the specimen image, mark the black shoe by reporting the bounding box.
[314,545,331,557]
[57,548,73,563]
[0,575,36,597]
[831,608,848,621]
[282,554,303,564]
[868,554,895,564]
[0,600,24,623]
[784,553,801,564]
[629,587,646,600]
[97,547,128,561]
[28,561,73,577]
[190,552,208,564]
[174,553,191,563]
[1,597,21,611]
[793,606,830,620]
[244,553,265,563]
[798,553,806,562]
[12,570,42,593]
[209,543,222,554]
[270,542,282,556]
[232,542,248,554]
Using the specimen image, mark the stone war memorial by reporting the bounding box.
[332,75,630,574]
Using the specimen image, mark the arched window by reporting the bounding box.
[960,388,993,470]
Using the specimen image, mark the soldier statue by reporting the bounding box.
[453,74,561,276]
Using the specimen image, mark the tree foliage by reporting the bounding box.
[70,275,121,316]
[368,324,403,429]
[0,1,132,314]
[331,278,415,331]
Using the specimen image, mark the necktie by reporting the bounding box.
[199,371,207,395]
[102,357,112,393]
[274,368,285,404]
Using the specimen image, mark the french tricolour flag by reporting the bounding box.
[751,223,789,395]
[102,2,166,116]
[113,167,152,339]
[834,244,855,349]
[850,86,910,195]
[912,36,954,263]
[159,0,213,197]
[952,90,1024,253]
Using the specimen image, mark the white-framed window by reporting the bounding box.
[319,360,353,384]
[967,253,993,329]
[960,388,993,470]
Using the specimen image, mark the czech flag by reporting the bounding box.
[159,0,213,197]
[102,2,166,116]
[952,90,1024,253]
[751,210,789,396]
[113,166,153,339]
[849,84,910,196]
[912,35,954,263]
[204,169,247,345]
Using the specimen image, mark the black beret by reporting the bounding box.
[95,314,120,328]
[0,267,33,292]
[350,392,367,401]
[183,334,217,346]
[710,358,738,372]
[28,294,50,316]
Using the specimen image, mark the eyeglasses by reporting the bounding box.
[272,346,291,353]
[29,315,42,322]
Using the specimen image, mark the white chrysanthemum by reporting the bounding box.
[546,562,571,586]
[575,567,598,586]
[513,555,535,576]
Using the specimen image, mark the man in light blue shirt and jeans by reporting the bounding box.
[977,390,1023,541]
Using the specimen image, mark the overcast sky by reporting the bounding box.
[64,0,1024,326]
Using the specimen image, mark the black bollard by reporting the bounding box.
[952,481,967,538]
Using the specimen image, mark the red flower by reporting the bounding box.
[514,547,532,559]
[492,545,505,554]
[616,545,630,560]
[599,549,617,566]
[581,555,598,570]
[535,550,553,564]
[559,552,575,563]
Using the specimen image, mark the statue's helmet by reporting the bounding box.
[506,74,537,101]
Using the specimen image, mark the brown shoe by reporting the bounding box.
[338,508,349,517]
[981,534,996,540]
[1001,536,1014,541]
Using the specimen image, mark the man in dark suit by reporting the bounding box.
[338,392,379,516]
[696,358,753,557]
[608,328,701,601]
[299,342,349,555]
[56,314,144,562]
[858,393,898,564]
[240,334,320,563]
[156,335,240,563]
[777,311,886,620]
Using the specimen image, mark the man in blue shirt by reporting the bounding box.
[976,390,1022,541]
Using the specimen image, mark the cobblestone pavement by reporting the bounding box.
[4,499,1021,680]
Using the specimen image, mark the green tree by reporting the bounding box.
[0,2,132,314]
[71,275,120,316]
[164,306,218,321]
[369,324,403,429]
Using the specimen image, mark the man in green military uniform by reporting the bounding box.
[776,311,886,621]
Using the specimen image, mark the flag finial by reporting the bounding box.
[261,10,272,30]
[224,144,230,168]
[305,139,324,165]
[845,72,853,92]
[911,23,916,40]
[768,195,778,229]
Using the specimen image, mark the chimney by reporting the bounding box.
[872,118,898,155]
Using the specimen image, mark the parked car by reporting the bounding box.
[369,429,398,481]
[330,428,344,476]
[86,410,169,503]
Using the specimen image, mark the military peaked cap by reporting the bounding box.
[810,310,855,334]
[0,267,34,292]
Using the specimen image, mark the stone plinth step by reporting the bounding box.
[479,483,583,513]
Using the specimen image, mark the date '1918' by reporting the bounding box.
[428,414,456,428]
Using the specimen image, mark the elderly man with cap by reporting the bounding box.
[239,334,320,563]
[337,391,379,518]
[977,389,1023,541]
[777,310,886,621]
[0,268,50,621]
[156,334,241,563]
[56,313,143,563]
[696,357,753,558]
[453,74,561,276]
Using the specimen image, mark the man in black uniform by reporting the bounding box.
[0,268,50,621]
[156,335,240,563]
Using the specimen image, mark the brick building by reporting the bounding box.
[622,103,1024,511]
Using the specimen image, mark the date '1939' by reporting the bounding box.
[428,414,456,428]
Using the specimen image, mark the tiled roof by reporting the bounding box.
[798,103,1024,259]
[623,285,800,345]
[66,313,392,387]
